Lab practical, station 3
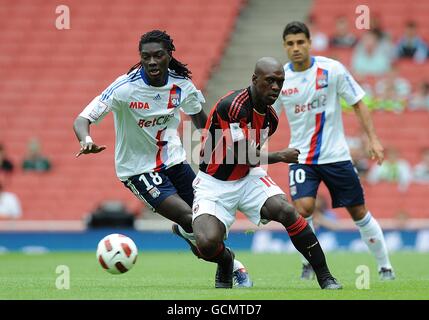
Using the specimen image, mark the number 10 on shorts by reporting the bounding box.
[289,168,306,186]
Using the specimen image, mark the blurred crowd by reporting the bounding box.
[0,138,52,219]
[347,135,429,191]
[309,15,429,113]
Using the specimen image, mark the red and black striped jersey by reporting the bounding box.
[199,87,279,181]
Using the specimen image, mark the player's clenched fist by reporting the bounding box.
[278,148,300,163]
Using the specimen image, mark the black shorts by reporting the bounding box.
[289,160,365,208]
[123,162,196,210]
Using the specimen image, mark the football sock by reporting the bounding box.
[355,211,392,270]
[301,216,315,265]
[287,216,332,284]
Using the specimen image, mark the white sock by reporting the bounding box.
[301,216,314,266]
[355,211,392,270]
[233,259,246,272]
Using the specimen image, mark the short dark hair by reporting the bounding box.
[282,21,311,41]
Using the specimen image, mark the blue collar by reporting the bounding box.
[289,56,315,72]
[140,68,169,86]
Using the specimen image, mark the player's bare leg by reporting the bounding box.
[156,194,194,232]
[293,197,317,280]
[262,195,341,289]
[192,214,235,288]
[347,204,395,280]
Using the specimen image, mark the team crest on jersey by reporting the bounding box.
[148,187,161,199]
[167,85,182,108]
[315,68,328,90]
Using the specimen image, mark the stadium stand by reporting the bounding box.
[0,0,427,226]
[0,0,244,222]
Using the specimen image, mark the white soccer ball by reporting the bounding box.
[96,233,138,274]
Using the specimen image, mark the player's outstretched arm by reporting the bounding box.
[352,100,384,165]
[73,116,106,158]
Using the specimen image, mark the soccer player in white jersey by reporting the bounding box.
[273,22,395,280]
[73,30,252,287]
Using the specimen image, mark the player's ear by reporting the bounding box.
[252,74,258,85]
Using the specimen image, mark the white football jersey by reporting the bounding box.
[79,69,204,180]
[273,56,365,164]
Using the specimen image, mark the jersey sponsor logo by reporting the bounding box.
[137,114,174,128]
[281,87,299,96]
[315,68,329,90]
[168,85,182,108]
[129,101,150,110]
[294,94,327,114]
[153,94,162,101]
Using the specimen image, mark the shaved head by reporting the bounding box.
[251,57,285,107]
[254,57,283,76]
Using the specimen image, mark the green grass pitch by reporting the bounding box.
[0,251,428,300]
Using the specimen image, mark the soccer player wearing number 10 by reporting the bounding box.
[273,22,395,280]
[73,30,252,287]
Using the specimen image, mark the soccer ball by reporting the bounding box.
[96,233,138,274]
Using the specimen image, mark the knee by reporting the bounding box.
[192,214,226,258]
[277,203,301,227]
[263,196,298,226]
[195,234,222,258]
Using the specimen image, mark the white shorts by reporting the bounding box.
[192,167,285,237]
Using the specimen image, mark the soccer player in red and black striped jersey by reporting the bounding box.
[199,83,280,181]
[192,57,342,289]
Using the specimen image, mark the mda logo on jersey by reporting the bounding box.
[315,68,328,90]
[168,85,182,108]
[129,101,150,109]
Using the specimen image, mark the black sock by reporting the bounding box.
[287,216,332,285]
